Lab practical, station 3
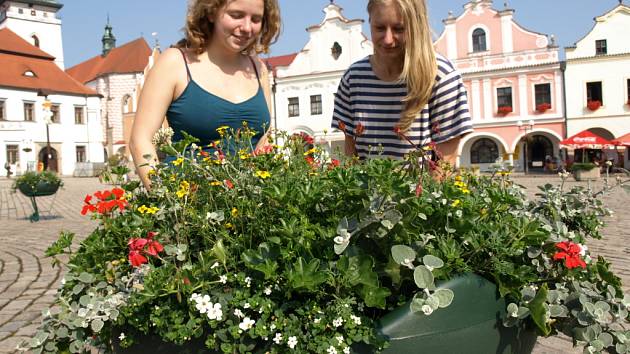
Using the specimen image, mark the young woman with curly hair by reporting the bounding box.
[332,0,473,164]
[130,0,281,188]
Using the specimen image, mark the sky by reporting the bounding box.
[58,0,621,68]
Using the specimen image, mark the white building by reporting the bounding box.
[66,23,152,160]
[564,2,630,167]
[268,1,372,154]
[0,1,104,177]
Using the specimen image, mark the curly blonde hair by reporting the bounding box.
[179,0,281,54]
[368,0,436,133]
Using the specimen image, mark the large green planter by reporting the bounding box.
[371,273,536,354]
[113,274,536,354]
[16,181,60,221]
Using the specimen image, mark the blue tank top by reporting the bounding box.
[166,50,271,154]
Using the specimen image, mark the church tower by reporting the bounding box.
[0,0,65,69]
[101,17,116,56]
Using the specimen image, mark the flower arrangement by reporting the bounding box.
[11,170,63,194]
[497,106,513,115]
[536,103,551,113]
[20,125,630,354]
[587,100,602,111]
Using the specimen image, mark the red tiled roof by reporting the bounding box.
[66,38,152,84]
[263,53,297,73]
[0,27,54,59]
[0,29,97,96]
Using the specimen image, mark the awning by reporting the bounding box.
[612,132,630,147]
[560,130,617,149]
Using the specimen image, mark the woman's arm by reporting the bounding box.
[254,56,273,151]
[130,48,184,189]
[344,135,357,157]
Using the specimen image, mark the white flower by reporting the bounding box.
[244,302,251,309]
[211,262,220,269]
[234,308,244,318]
[343,347,351,354]
[239,317,255,331]
[287,336,298,349]
[332,317,344,327]
[270,324,277,330]
[273,332,283,344]
[196,295,211,314]
[118,332,126,341]
[421,305,434,315]
[336,335,344,345]
[578,244,588,257]
[455,210,463,218]
[190,293,200,302]
[219,275,228,284]
[350,315,362,325]
[327,346,338,354]
[207,303,223,321]
[264,287,272,295]
[245,277,252,287]
[441,198,448,205]
[313,317,321,324]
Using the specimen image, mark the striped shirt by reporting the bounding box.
[332,54,473,159]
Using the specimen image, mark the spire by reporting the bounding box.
[102,15,116,56]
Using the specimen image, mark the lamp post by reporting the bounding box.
[42,99,53,171]
[517,120,535,174]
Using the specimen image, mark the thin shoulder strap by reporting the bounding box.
[248,56,261,85]
[177,48,192,82]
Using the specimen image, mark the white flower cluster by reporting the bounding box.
[190,293,223,321]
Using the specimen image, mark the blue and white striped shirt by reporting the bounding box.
[332,54,473,159]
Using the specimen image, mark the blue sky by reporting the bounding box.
[59,0,619,68]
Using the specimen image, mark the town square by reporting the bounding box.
[1,0,630,353]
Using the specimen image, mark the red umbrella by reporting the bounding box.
[560,130,617,149]
[612,132,630,147]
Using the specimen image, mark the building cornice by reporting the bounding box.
[0,0,63,10]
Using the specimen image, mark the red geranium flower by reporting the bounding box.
[338,121,346,133]
[127,231,164,267]
[224,179,234,189]
[355,122,365,137]
[553,241,586,269]
[81,187,128,216]
[128,250,148,267]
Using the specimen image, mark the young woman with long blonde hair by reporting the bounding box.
[332,0,472,162]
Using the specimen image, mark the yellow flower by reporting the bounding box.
[172,157,184,166]
[422,145,433,151]
[225,223,234,230]
[454,181,467,188]
[255,170,271,179]
[231,208,238,217]
[216,126,230,137]
[137,205,148,214]
[455,175,463,182]
[169,174,176,182]
[176,181,190,198]
[239,149,250,160]
[451,199,461,208]
[147,169,156,176]
[210,181,222,186]
[460,188,471,194]
[303,148,318,156]
[147,207,160,214]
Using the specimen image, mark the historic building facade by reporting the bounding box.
[564,2,630,168]
[0,0,104,176]
[267,1,373,155]
[66,24,152,160]
[434,0,565,171]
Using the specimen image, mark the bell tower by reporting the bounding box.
[0,0,65,69]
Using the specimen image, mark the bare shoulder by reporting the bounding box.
[251,55,269,76]
[153,47,187,71]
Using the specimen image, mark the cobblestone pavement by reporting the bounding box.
[0,175,628,353]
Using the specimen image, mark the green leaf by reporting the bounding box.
[341,255,378,288]
[434,289,454,308]
[422,255,444,269]
[391,245,416,266]
[77,272,94,284]
[212,239,228,265]
[410,296,425,313]
[598,333,613,348]
[90,319,104,333]
[507,303,519,317]
[287,258,328,291]
[79,295,91,307]
[413,265,434,289]
[72,284,85,295]
[527,283,551,336]
[359,286,391,309]
[159,145,178,156]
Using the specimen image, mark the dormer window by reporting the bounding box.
[595,40,607,55]
[23,70,36,77]
[472,28,487,52]
[331,42,342,60]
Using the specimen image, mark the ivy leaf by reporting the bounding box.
[359,286,391,309]
[341,255,378,288]
[413,265,434,289]
[527,283,551,336]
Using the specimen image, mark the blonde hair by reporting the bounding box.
[179,0,281,54]
[367,0,436,132]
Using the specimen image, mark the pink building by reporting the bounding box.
[435,0,565,172]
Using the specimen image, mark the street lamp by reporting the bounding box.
[42,99,53,171]
[517,120,535,174]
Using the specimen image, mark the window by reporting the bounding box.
[30,9,35,16]
[122,95,133,114]
[535,83,552,106]
[6,145,19,164]
[472,28,487,52]
[595,40,607,55]
[74,106,85,124]
[470,138,499,164]
[586,82,603,104]
[50,104,60,123]
[76,146,86,163]
[18,8,23,14]
[23,102,34,121]
[288,97,299,117]
[497,87,513,109]
[627,79,630,102]
[0,100,5,121]
[310,95,322,115]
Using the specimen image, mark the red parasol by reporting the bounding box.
[612,132,630,147]
[560,130,617,149]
